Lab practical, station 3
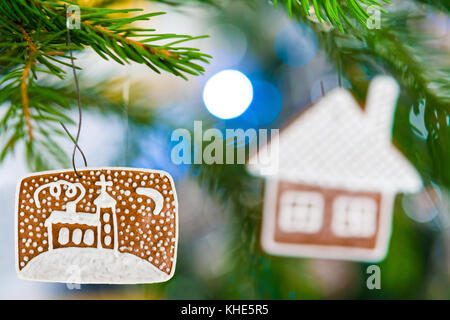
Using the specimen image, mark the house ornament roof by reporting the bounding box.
[248,76,422,193]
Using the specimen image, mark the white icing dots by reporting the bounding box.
[17,169,177,275]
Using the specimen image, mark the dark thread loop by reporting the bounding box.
[320,80,325,97]
[60,3,88,178]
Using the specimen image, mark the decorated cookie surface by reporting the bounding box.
[15,167,178,284]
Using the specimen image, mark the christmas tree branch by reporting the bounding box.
[154,0,391,32]
[29,0,211,77]
[308,3,449,185]
[0,0,211,170]
[274,0,390,31]
[18,25,38,142]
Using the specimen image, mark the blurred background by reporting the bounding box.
[0,0,449,299]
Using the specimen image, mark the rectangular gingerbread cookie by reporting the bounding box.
[15,167,178,284]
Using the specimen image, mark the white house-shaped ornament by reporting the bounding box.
[247,76,422,262]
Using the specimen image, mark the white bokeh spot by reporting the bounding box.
[203,69,253,119]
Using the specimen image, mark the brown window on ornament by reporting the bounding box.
[278,191,325,234]
[331,196,377,238]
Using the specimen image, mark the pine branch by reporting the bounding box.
[307,3,449,185]
[275,0,391,31]
[0,0,211,170]
[0,74,159,170]
[17,25,37,141]
[0,1,211,78]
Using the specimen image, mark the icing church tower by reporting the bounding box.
[94,174,118,251]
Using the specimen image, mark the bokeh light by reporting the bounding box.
[203,69,253,119]
[250,80,282,125]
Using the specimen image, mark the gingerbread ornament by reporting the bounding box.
[15,167,178,284]
[248,76,422,262]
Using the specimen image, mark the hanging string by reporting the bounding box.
[337,54,343,88]
[122,67,131,166]
[60,3,87,178]
[320,80,325,97]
